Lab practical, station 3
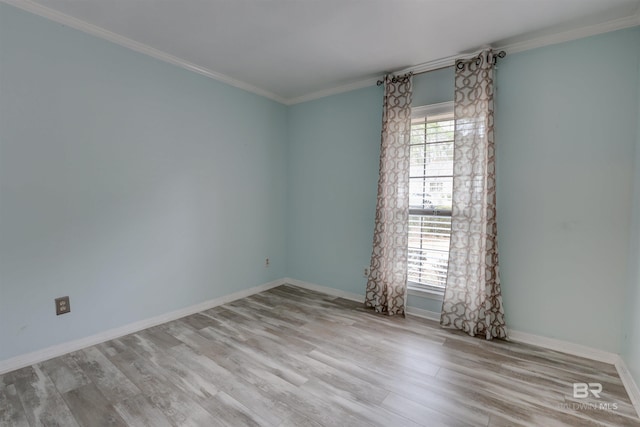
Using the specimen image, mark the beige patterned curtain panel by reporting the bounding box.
[365,73,413,315]
[440,51,508,339]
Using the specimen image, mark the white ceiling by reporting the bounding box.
[6,0,640,103]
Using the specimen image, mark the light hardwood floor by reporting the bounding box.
[0,284,638,426]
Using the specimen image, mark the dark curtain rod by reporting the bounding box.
[377,50,506,86]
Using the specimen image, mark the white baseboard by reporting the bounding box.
[3,275,638,420]
[615,356,640,418]
[283,277,364,302]
[0,278,285,375]
[507,330,619,364]
[282,277,441,321]
[283,278,640,419]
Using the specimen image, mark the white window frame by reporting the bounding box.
[411,102,453,121]
[407,101,454,299]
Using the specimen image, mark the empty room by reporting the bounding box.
[1,0,640,426]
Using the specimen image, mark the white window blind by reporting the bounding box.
[408,103,454,293]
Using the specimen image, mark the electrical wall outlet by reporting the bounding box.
[363,267,369,278]
[265,257,270,267]
[55,296,70,315]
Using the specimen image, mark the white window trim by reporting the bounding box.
[412,101,454,120]
[407,285,444,300]
[407,100,454,299]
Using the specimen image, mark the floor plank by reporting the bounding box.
[62,383,128,427]
[0,383,29,427]
[8,365,79,426]
[0,284,638,426]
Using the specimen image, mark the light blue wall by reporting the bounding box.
[0,4,287,360]
[621,56,640,386]
[2,1,639,363]
[287,28,640,352]
[412,67,455,107]
[286,69,452,314]
[286,86,382,295]
[496,27,640,353]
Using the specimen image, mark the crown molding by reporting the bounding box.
[497,5,640,55]
[396,55,460,76]
[0,0,288,104]
[3,0,639,106]
[292,7,640,104]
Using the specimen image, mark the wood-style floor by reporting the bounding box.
[0,284,638,427]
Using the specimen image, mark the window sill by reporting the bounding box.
[407,286,444,301]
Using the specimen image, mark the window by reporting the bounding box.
[408,102,454,294]
[429,182,444,193]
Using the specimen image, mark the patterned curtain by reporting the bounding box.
[440,51,508,339]
[365,73,413,315]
